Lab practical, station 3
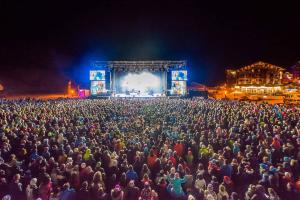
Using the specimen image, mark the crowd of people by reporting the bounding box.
[0,98,300,200]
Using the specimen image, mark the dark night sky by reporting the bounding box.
[0,0,299,94]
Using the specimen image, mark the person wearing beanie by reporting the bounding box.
[26,178,39,200]
[111,184,124,200]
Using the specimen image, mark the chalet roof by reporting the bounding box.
[237,61,285,72]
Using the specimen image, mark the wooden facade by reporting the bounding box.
[226,61,285,95]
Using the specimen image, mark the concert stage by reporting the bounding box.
[90,61,188,97]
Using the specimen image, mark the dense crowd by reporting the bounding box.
[0,98,300,200]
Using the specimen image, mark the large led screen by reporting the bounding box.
[172,70,187,81]
[171,81,187,95]
[90,70,106,80]
[115,71,164,94]
[91,81,105,95]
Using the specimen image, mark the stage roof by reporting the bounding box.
[92,60,187,70]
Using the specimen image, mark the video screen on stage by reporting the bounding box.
[171,81,187,95]
[172,70,187,81]
[90,70,105,80]
[91,81,105,95]
[115,71,164,96]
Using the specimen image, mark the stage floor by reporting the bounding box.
[113,93,164,98]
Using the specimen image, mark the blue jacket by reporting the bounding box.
[60,188,76,200]
[221,164,233,177]
[126,170,138,181]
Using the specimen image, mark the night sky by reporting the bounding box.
[0,1,299,94]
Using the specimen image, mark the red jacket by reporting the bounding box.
[174,143,184,157]
[147,155,157,168]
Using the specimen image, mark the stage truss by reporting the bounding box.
[92,60,187,71]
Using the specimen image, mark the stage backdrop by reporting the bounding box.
[114,71,164,94]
